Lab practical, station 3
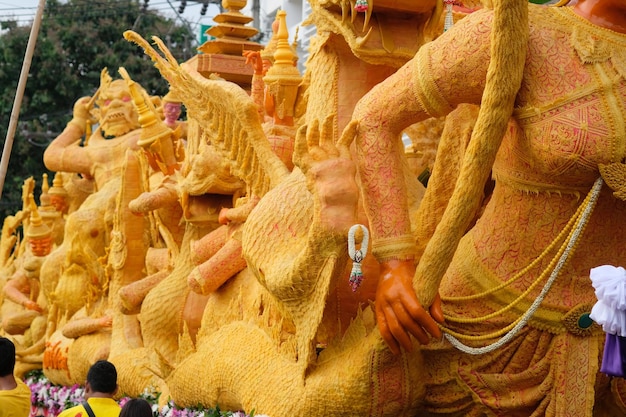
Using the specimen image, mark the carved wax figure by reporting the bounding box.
[353,0,626,414]
[44,68,142,188]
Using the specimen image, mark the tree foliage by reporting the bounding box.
[0,0,195,218]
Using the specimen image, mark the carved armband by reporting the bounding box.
[412,45,453,118]
[371,234,417,263]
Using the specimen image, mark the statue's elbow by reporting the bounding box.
[42,148,57,172]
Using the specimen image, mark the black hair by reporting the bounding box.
[0,337,16,377]
[86,360,117,394]
[119,398,153,417]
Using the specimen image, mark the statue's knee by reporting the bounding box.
[3,314,30,335]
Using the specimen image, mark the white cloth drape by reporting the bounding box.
[590,265,626,336]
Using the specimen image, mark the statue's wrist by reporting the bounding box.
[372,234,417,263]
[67,117,86,135]
[318,206,356,231]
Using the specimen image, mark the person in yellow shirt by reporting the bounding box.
[0,337,31,417]
[57,360,121,417]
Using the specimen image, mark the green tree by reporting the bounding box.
[0,0,194,218]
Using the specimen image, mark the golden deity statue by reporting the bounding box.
[2,0,625,416]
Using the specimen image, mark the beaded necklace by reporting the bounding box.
[440,177,603,354]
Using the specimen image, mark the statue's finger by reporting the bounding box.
[294,124,312,172]
[386,309,412,354]
[307,119,321,151]
[338,120,358,158]
[406,296,442,340]
[320,113,339,157]
[430,293,445,326]
[376,310,401,355]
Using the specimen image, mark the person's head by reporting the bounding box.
[0,338,16,377]
[85,360,118,398]
[120,398,153,417]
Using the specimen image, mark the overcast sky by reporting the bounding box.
[0,0,220,35]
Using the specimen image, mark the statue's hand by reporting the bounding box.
[243,50,263,75]
[294,115,359,229]
[218,207,230,225]
[129,180,179,214]
[23,300,43,313]
[69,96,95,133]
[293,114,355,177]
[98,315,113,328]
[73,96,94,120]
[376,259,443,355]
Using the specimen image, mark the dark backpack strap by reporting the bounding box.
[82,401,97,417]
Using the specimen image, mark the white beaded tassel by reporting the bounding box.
[348,224,370,292]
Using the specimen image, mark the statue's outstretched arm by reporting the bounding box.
[352,4,528,354]
[62,312,112,339]
[3,270,42,312]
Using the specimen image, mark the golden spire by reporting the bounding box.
[119,67,178,175]
[272,11,297,68]
[42,173,49,195]
[26,193,51,241]
[48,172,67,199]
[263,10,302,120]
[260,15,280,63]
[39,173,60,221]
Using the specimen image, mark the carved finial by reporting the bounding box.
[49,173,67,198]
[48,173,68,215]
[26,194,51,240]
[28,194,42,227]
[100,68,113,92]
[39,173,58,219]
[273,10,296,67]
[260,15,280,63]
[263,10,302,120]
[26,193,53,257]
[42,173,49,195]
[119,67,177,175]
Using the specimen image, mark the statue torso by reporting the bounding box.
[470,6,626,308]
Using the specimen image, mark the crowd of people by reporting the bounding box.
[0,337,151,417]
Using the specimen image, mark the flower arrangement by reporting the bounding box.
[25,371,268,417]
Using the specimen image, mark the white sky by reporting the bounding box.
[0,0,220,39]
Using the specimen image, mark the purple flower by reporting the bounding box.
[25,373,264,417]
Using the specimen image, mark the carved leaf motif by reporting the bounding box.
[612,51,626,80]
[599,162,626,201]
[571,27,611,64]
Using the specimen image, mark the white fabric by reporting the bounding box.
[589,265,626,336]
